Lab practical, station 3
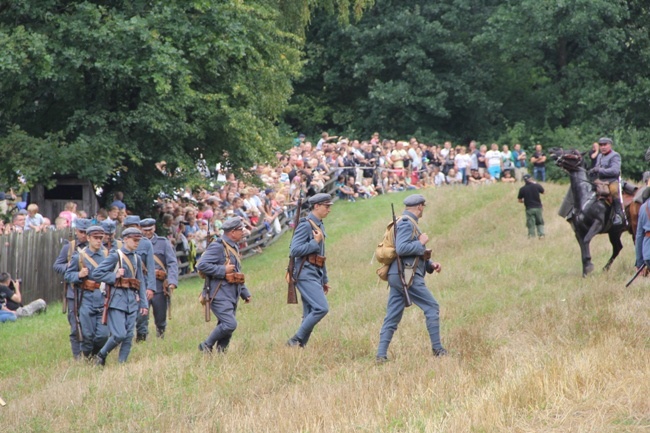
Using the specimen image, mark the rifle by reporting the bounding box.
[102,256,121,325]
[166,282,172,320]
[286,196,303,304]
[201,223,214,322]
[73,285,83,342]
[625,263,646,287]
[392,204,412,307]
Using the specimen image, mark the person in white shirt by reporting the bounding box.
[454,146,471,184]
[485,143,503,179]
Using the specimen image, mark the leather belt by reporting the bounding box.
[114,277,141,290]
[81,280,101,291]
[306,254,326,268]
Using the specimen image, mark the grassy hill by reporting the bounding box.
[1,183,648,432]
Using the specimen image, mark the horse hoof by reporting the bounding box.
[583,264,595,277]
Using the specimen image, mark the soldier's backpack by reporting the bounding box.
[375,216,417,281]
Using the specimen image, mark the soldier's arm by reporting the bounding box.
[599,153,621,178]
[635,205,647,267]
[289,220,320,257]
[53,243,70,275]
[395,219,426,257]
[137,261,148,310]
[91,252,119,285]
[145,243,156,291]
[64,253,83,284]
[164,240,179,286]
[196,242,227,279]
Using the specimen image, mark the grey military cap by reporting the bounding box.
[140,218,156,229]
[308,193,333,205]
[124,215,141,226]
[75,218,92,231]
[403,194,426,207]
[101,220,116,234]
[122,227,143,238]
[222,217,245,232]
[598,137,613,145]
[86,225,106,236]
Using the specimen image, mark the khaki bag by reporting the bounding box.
[374,216,418,281]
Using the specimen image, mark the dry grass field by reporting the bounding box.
[1,182,648,432]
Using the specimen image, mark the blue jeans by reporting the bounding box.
[534,166,546,182]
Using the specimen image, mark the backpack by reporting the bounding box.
[374,216,417,281]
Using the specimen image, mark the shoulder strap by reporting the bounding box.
[153,255,167,272]
[307,219,324,244]
[222,241,239,266]
[67,240,76,263]
[80,247,101,269]
[401,215,420,239]
[117,250,136,276]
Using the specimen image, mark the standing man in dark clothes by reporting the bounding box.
[518,174,545,239]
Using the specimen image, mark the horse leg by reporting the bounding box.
[578,221,604,277]
[603,230,624,271]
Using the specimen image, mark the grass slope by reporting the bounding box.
[1,183,648,432]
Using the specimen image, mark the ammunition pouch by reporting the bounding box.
[306,254,326,268]
[225,272,245,284]
[81,280,101,291]
[595,180,611,199]
[198,270,207,280]
[155,269,167,281]
[115,277,141,290]
[423,249,432,262]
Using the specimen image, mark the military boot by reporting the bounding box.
[612,200,624,226]
[156,328,165,339]
[286,336,304,348]
[95,352,106,367]
[136,333,147,343]
[433,347,448,357]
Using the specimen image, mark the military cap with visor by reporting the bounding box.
[221,217,245,232]
[123,215,141,226]
[75,218,92,231]
[122,227,143,239]
[140,218,156,229]
[101,220,117,234]
[308,193,333,206]
[86,225,106,236]
[598,137,613,145]
[403,194,426,207]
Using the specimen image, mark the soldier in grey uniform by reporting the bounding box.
[589,137,624,225]
[287,193,332,348]
[376,194,447,362]
[101,220,121,252]
[65,225,110,359]
[140,218,178,338]
[122,216,156,342]
[53,218,91,360]
[92,228,149,366]
[197,217,252,353]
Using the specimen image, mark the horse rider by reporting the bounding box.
[589,137,624,226]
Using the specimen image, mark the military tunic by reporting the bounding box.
[65,246,110,356]
[92,247,148,363]
[147,234,178,335]
[134,236,158,338]
[289,213,329,346]
[197,236,251,351]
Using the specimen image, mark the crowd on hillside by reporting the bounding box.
[0,132,554,273]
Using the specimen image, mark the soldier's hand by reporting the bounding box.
[313,229,323,243]
[146,289,154,301]
[323,283,330,294]
[116,268,125,278]
[432,262,442,273]
[245,296,252,304]
[418,233,429,245]
[140,307,149,316]
[78,268,89,278]
[225,264,236,274]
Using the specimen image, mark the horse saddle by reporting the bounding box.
[594,180,612,202]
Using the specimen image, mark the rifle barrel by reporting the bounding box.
[392,204,412,307]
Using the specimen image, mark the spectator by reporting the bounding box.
[446,168,462,186]
[0,295,16,323]
[501,169,516,183]
[518,174,545,239]
[0,273,47,317]
[55,216,69,230]
[486,143,503,180]
[501,145,514,171]
[24,204,44,231]
[106,205,119,223]
[59,201,78,227]
[530,144,547,181]
[589,141,599,169]
[391,141,408,177]
[455,146,471,185]
[468,168,485,185]
[477,144,488,175]
[12,211,27,233]
[512,143,528,182]
[432,166,446,187]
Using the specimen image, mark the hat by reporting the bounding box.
[75,218,91,231]
[222,217,245,232]
[298,133,306,138]
[86,225,106,236]
[140,218,156,229]
[523,174,532,182]
[101,220,116,234]
[598,137,613,145]
[403,194,426,207]
[122,227,143,239]
[264,188,274,195]
[308,193,333,206]
[124,215,141,226]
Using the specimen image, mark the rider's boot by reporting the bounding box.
[612,200,624,226]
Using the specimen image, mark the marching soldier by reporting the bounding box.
[64,225,110,359]
[93,228,149,366]
[140,218,178,338]
[197,217,251,353]
[101,220,121,251]
[122,215,156,342]
[53,218,90,360]
[376,194,447,362]
[286,193,332,348]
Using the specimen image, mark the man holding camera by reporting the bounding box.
[376,194,446,363]
[0,273,47,318]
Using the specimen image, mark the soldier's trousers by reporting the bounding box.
[377,276,442,358]
[136,291,167,336]
[204,297,238,350]
[66,296,81,358]
[294,279,329,346]
[79,303,108,355]
[99,308,137,363]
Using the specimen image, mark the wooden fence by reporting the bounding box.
[0,175,340,303]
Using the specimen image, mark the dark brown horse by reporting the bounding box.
[550,148,637,276]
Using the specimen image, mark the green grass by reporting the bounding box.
[1,183,649,432]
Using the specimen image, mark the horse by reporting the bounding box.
[550,148,636,277]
